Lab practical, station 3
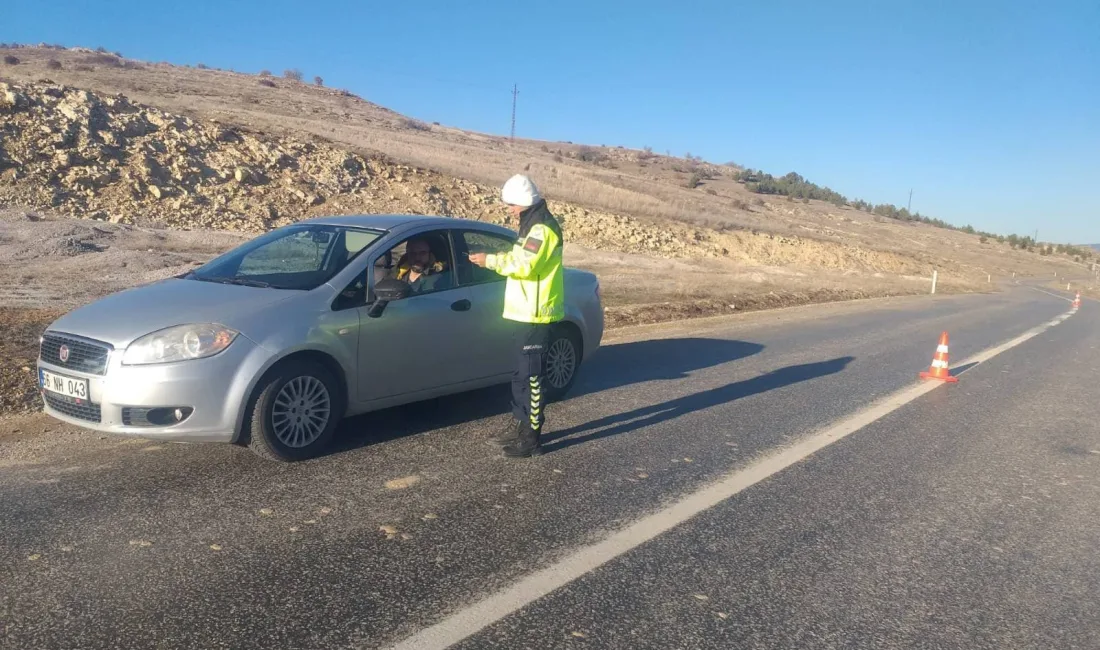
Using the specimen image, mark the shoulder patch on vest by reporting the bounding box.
[523,236,543,253]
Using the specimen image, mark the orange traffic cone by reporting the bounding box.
[919,331,958,383]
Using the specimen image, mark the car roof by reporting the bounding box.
[297,213,507,234]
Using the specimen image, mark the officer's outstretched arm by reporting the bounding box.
[486,224,559,279]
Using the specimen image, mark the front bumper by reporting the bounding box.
[37,336,274,443]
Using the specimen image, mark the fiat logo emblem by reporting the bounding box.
[59,345,70,363]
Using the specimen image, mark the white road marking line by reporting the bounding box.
[385,307,1079,650]
[1030,286,1072,302]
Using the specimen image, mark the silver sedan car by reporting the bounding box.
[35,215,604,461]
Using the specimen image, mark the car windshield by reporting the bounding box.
[186,224,385,290]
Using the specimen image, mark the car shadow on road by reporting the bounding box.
[569,338,766,399]
[541,356,856,453]
[328,337,766,455]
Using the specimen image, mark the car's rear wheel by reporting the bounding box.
[246,360,343,462]
[544,325,582,402]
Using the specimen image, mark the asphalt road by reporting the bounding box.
[1,286,1095,649]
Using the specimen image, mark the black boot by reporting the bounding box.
[503,426,543,458]
[490,419,524,446]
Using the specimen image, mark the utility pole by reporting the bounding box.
[907,188,912,213]
[510,84,518,141]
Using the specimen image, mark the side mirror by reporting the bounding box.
[367,277,411,318]
[311,231,333,244]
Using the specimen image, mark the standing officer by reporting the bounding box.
[469,174,564,457]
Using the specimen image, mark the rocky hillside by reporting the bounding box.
[0,80,937,276]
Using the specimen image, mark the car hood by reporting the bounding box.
[46,278,300,347]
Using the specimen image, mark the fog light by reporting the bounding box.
[122,407,193,427]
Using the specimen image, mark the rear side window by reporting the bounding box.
[456,231,514,286]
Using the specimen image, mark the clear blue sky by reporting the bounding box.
[5,0,1098,242]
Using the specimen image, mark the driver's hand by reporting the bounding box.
[468,252,488,267]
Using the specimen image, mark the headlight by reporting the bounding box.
[122,324,239,365]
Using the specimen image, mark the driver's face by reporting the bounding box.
[407,243,431,269]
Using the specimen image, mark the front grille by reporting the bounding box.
[40,332,111,376]
[43,392,102,423]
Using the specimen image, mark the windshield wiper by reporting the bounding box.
[195,276,274,288]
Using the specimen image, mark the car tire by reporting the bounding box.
[246,360,344,462]
[544,324,582,403]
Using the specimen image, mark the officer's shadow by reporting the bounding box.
[333,337,766,453]
[541,356,856,453]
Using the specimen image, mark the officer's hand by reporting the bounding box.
[468,252,487,267]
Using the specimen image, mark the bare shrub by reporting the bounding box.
[283,69,303,81]
[313,76,323,86]
[82,53,121,67]
[258,78,276,87]
[402,118,431,131]
[2,55,19,65]
[732,199,748,210]
[259,69,272,77]
[197,63,209,69]
[576,146,608,164]
[46,59,62,70]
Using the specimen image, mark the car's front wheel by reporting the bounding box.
[544,325,582,402]
[246,360,343,462]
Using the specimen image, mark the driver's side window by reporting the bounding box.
[334,229,458,311]
[374,230,456,296]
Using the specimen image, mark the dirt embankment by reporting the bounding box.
[1,80,937,276]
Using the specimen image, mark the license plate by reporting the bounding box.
[41,369,89,400]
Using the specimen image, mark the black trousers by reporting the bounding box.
[511,323,551,431]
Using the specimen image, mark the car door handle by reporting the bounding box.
[451,299,471,312]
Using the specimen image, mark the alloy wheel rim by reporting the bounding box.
[272,376,331,448]
[546,338,577,389]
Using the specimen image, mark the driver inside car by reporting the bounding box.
[394,236,450,294]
